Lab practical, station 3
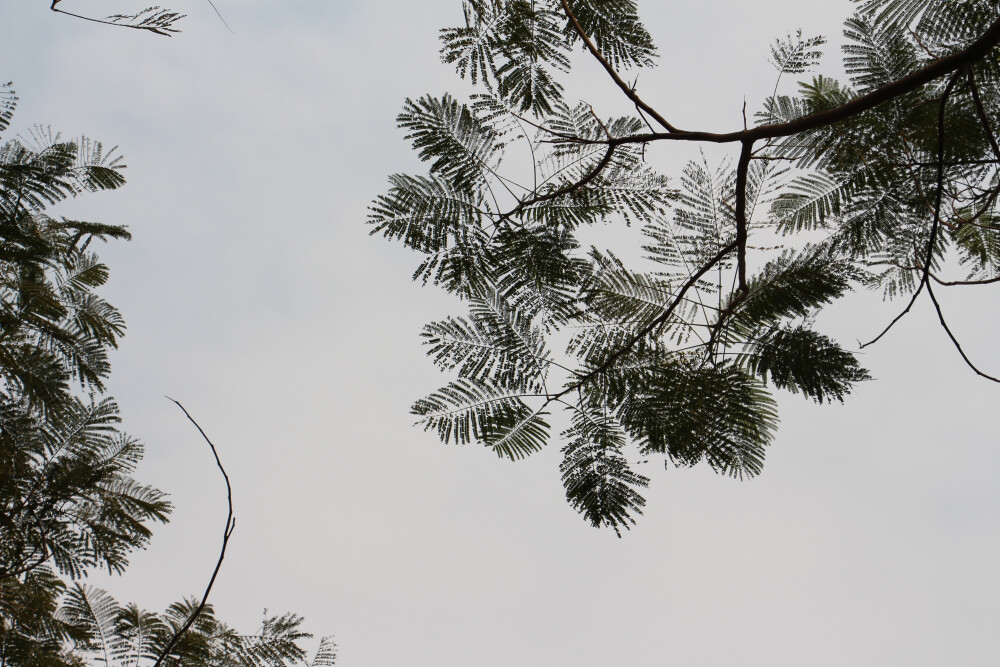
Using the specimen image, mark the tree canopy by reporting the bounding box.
[371,0,1000,533]
[0,83,334,665]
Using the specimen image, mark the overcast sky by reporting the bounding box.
[4,1,1000,665]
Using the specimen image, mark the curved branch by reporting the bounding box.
[565,14,1000,148]
[926,282,1000,382]
[862,72,961,348]
[558,0,678,133]
[153,399,235,667]
[491,143,615,230]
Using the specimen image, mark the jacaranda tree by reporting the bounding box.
[370,0,1000,534]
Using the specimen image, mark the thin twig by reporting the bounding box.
[153,399,235,667]
[557,0,679,133]
[862,72,961,348]
[926,283,1000,382]
[551,241,739,403]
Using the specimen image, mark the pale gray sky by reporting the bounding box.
[4,1,999,665]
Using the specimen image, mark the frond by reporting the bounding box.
[368,173,485,254]
[75,137,126,192]
[560,409,648,536]
[227,612,310,667]
[560,0,657,69]
[736,325,871,403]
[412,378,549,460]
[440,0,506,85]
[769,30,826,75]
[954,218,1000,278]
[116,603,169,664]
[106,7,185,35]
[733,246,860,331]
[842,14,920,94]
[493,1,570,115]
[397,94,500,191]
[771,171,852,234]
[421,292,550,392]
[490,225,589,326]
[520,185,610,229]
[582,251,680,326]
[0,82,16,136]
[308,636,339,667]
[591,164,675,225]
[61,584,124,656]
[618,362,779,479]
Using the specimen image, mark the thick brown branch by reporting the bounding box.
[734,140,754,293]
[566,14,1000,149]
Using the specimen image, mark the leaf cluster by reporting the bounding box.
[57,585,336,667]
[371,0,1000,533]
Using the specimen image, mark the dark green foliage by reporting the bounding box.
[412,378,550,460]
[0,87,337,665]
[374,0,1000,532]
[739,326,872,402]
[732,247,861,330]
[617,362,779,479]
[58,586,337,667]
[560,411,648,535]
[0,397,171,581]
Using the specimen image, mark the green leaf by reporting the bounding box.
[561,0,657,69]
[771,172,851,234]
[368,173,484,254]
[618,362,779,479]
[734,246,860,331]
[421,293,550,392]
[560,410,648,535]
[398,94,499,191]
[769,30,826,75]
[412,378,549,460]
[738,325,871,402]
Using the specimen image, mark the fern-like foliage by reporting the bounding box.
[58,587,335,667]
[372,0,1000,532]
[560,409,648,535]
[413,378,550,460]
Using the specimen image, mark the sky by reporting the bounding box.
[3,1,1000,665]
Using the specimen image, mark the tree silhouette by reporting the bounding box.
[372,0,1000,532]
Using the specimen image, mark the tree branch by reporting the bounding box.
[50,2,182,36]
[557,0,678,133]
[926,282,1000,382]
[491,143,616,230]
[734,139,754,293]
[564,14,1000,149]
[153,399,235,667]
[862,72,961,349]
[551,240,739,402]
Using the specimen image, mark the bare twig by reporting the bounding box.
[153,399,235,667]
[862,72,961,348]
[926,282,1000,382]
